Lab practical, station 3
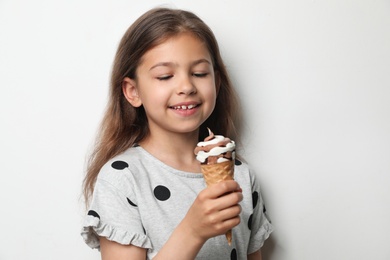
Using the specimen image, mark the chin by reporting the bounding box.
[171,125,201,135]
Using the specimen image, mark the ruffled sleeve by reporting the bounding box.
[247,170,273,254]
[81,173,152,250]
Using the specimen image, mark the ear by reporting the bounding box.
[214,71,221,95]
[122,77,142,107]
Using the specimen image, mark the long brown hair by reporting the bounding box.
[82,8,240,205]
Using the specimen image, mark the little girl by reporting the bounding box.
[81,7,273,260]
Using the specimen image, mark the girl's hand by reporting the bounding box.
[143,180,243,259]
[183,180,243,243]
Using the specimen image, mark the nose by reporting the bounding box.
[177,75,196,95]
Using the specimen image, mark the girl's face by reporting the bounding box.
[123,33,218,137]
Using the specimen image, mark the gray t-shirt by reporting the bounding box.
[81,145,273,259]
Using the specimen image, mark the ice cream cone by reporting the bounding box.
[201,160,234,186]
[195,128,236,245]
[201,160,235,245]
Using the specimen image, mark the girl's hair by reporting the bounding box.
[83,7,240,204]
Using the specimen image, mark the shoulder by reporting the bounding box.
[234,158,263,193]
[234,158,249,171]
[97,146,146,188]
[234,158,254,180]
[101,145,143,168]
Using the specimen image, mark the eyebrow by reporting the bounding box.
[149,59,211,71]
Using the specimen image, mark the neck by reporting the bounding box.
[139,130,201,173]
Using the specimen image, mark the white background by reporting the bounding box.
[1,0,389,259]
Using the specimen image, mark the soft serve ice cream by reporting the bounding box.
[195,129,236,165]
[194,128,236,245]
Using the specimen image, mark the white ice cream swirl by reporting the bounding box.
[195,128,236,164]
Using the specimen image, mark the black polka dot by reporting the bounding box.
[154,185,171,201]
[234,159,242,166]
[252,191,259,209]
[263,204,267,213]
[111,161,129,170]
[248,214,253,230]
[88,210,100,219]
[230,248,237,260]
[127,197,137,207]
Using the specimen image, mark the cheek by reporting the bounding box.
[137,81,167,104]
[205,86,217,111]
[206,83,218,101]
[141,91,167,108]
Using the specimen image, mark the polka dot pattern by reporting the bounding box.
[111,161,129,170]
[127,197,137,207]
[252,191,259,209]
[234,159,242,166]
[84,146,266,258]
[153,185,171,201]
[230,248,237,260]
[88,210,100,219]
[248,214,253,230]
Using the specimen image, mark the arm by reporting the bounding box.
[100,237,147,260]
[100,180,242,260]
[154,180,243,259]
[248,250,262,260]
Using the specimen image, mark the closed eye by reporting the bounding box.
[193,73,209,78]
[157,75,173,81]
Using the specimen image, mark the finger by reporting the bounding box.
[206,180,241,198]
[218,204,242,222]
[214,191,243,211]
[216,208,241,231]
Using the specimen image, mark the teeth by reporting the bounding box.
[172,104,197,110]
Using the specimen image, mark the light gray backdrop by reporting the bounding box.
[1,0,389,259]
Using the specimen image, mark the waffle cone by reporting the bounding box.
[201,160,234,245]
[201,160,234,185]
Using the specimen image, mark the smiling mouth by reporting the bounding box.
[170,104,199,110]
